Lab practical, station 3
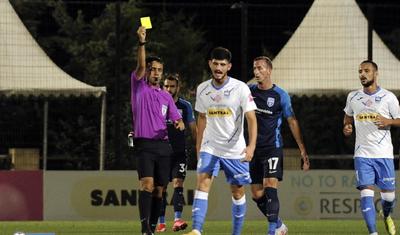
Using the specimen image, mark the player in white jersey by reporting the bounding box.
[343,60,400,235]
[183,47,257,235]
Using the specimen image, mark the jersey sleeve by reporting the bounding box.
[388,93,400,119]
[167,95,182,122]
[240,83,257,113]
[343,92,355,116]
[280,90,295,118]
[184,101,196,123]
[195,84,207,113]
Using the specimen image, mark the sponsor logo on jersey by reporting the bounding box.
[356,112,378,121]
[207,108,232,117]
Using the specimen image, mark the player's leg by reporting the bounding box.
[184,152,219,235]
[221,158,252,235]
[155,187,167,232]
[355,157,378,235]
[150,141,172,233]
[376,158,396,235]
[136,142,156,234]
[171,152,188,231]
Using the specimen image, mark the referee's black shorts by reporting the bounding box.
[134,138,173,187]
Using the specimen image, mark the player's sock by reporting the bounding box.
[150,196,162,232]
[138,190,152,233]
[361,189,377,234]
[265,187,279,234]
[276,217,283,228]
[192,190,208,232]
[252,195,267,217]
[159,191,167,224]
[380,191,396,217]
[173,187,185,220]
[231,195,246,235]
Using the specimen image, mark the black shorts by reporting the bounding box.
[250,147,284,184]
[134,138,173,187]
[170,151,187,181]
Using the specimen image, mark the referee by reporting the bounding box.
[131,26,185,235]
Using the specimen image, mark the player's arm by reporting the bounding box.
[343,114,354,136]
[287,116,310,171]
[196,112,206,160]
[242,110,257,162]
[134,26,146,80]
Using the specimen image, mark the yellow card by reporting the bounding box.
[140,17,152,29]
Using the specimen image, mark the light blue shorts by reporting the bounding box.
[354,157,395,191]
[197,152,251,185]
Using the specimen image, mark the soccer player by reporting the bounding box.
[131,26,185,235]
[156,74,197,232]
[248,56,310,235]
[183,47,257,235]
[343,60,400,235]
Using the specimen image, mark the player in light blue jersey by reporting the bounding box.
[183,47,257,235]
[343,60,400,235]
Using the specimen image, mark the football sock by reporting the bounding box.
[252,195,268,217]
[231,195,246,235]
[361,189,376,234]
[173,187,185,219]
[138,190,152,233]
[159,191,167,224]
[150,196,162,232]
[265,187,279,234]
[192,190,208,232]
[380,191,395,217]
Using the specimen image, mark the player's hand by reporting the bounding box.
[240,145,255,162]
[301,151,310,171]
[174,119,185,131]
[374,114,391,129]
[137,26,146,43]
[343,123,353,136]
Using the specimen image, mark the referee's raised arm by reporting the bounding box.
[135,26,147,79]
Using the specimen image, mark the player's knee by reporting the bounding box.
[381,191,395,202]
[360,188,374,198]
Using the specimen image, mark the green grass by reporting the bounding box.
[0,220,396,235]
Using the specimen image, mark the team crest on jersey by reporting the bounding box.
[375,96,382,102]
[267,97,275,107]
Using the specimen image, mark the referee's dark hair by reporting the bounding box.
[360,60,378,71]
[146,56,163,67]
[254,56,273,70]
[210,47,232,62]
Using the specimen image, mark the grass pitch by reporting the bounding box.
[0,220,395,235]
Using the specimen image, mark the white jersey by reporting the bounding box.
[195,77,257,159]
[344,87,400,159]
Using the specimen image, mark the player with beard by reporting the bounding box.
[183,47,258,235]
[131,26,185,235]
[344,60,400,235]
[155,74,197,232]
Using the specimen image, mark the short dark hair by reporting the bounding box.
[165,73,180,86]
[254,56,273,69]
[360,60,378,71]
[146,56,163,66]
[210,47,232,62]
